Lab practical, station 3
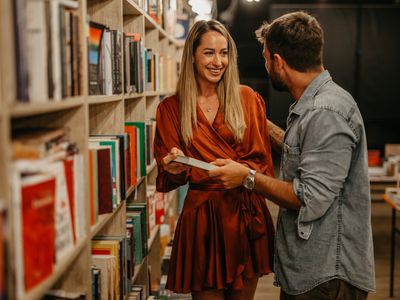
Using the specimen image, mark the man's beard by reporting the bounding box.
[269,64,289,92]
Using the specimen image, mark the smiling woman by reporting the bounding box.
[153,19,276,300]
[194,31,228,87]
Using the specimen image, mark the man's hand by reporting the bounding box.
[161,147,190,175]
[209,159,249,189]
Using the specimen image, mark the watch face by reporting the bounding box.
[245,176,255,189]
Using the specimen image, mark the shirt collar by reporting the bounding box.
[290,70,332,116]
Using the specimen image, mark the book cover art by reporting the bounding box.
[21,174,56,292]
[88,22,106,95]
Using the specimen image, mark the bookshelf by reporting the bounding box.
[0,0,187,299]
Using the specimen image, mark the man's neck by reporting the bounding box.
[289,67,324,101]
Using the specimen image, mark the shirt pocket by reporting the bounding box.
[281,142,300,181]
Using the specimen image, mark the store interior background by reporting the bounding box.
[212,0,400,151]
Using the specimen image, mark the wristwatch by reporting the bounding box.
[243,169,256,190]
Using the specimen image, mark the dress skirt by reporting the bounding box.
[165,185,275,293]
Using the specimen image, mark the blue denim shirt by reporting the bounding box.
[274,70,376,294]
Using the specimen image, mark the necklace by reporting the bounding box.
[198,94,218,113]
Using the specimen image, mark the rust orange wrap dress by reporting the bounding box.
[154,85,275,293]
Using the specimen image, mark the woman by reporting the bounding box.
[154,20,275,300]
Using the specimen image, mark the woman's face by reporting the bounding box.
[193,31,228,86]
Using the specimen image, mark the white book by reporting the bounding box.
[173,155,218,171]
[73,153,86,239]
[92,254,116,300]
[26,0,48,102]
[103,30,113,95]
[45,161,75,262]
[10,167,24,299]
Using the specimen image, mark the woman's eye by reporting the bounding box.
[221,51,228,56]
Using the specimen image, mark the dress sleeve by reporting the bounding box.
[237,91,274,177]
[154,98,190,192]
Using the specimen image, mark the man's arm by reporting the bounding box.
[209,159,301,210]
[254,172,300,210]
[267,120,284,154]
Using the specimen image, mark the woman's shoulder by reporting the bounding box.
[158,94,179,111]
[239,85,266,108]
[239,84,256,97]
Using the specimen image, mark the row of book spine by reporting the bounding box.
[89,21,178,97]
[88,121,151,225]
[15,0,83,102]
[8,118,158,297]
[90,186,167,300]
[14,0,179,103]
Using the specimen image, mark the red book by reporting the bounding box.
[21,174,56,291]
[124,125,137,187]
[63,157,76,242]
[96,148,113,214]
[89,150,96,225]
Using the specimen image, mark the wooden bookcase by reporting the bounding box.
[0,0,185,299]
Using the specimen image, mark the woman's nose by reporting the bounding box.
[213,54,222,65]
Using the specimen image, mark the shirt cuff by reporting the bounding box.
[293,177,313,240]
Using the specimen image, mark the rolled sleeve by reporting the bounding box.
[294,109,357,237]
[293,178,313,240]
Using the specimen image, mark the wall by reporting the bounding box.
[219,1,400,150]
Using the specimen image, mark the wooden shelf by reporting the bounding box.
[124,93,144,100]
[148,224,160,250]
[1,0,186,297]
[126,176,146,199]
[123,0,142,16]
[10,97,85,118]
[132,257,146,283]
[90,203,125,238]
[87,95,123,105]
[146,160,157,174]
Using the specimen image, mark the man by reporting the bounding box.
[209,11,375,299]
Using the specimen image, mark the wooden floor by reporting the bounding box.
[254,202,400,300]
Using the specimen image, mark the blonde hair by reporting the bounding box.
[177,19,245,146]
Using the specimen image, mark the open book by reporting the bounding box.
[173,155,218,171]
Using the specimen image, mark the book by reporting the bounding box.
[173,155,217,171]
[88,21,106,95]
[91,254,116,300]
[125,122,146,177]
[45,162,75,263]
[91,239,122,300]
[26,0,48,102]
[16,173,56,294]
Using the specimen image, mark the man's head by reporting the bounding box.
[256,11,324,92]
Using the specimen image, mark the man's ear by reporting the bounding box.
[273,53,285,71]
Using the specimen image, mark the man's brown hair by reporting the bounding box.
[256,11,324,72]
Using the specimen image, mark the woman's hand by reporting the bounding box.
[161,147,190,175]
[209,158,249,189]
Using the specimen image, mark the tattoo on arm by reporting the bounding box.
[268,120,284,154]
